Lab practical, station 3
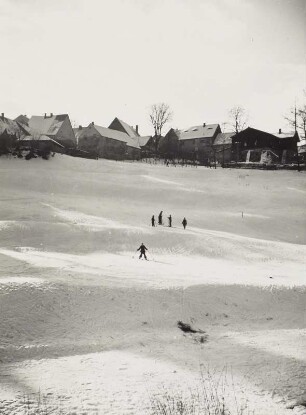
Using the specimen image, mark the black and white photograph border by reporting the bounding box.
[0,0,306,414]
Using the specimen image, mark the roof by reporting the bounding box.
[272,131,298,139]
[93,125,140,149]
[137,136,151,147]
[0,116,27,137]
[176,124,220,141]
[20,134,64,147]
[234,127,299,142]
[213,132,235,146]
[111,118,140,138]
[28,114,69,136]
[14,115,29,125]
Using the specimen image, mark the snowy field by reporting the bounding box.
[0,155,305,414]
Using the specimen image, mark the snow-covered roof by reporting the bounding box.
[109,117,140,138]
[176,124,220,141]
[0,116,27,137]
[93,125,140,149]
[137,136,151,147]
[28,114,68,136]
[272,131,298,139]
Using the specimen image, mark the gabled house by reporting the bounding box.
[78,123,141,160]
[232,127,299,165]
[213,132,235,165]
[108,117,140,138]
[160,123,221,164]
[0,113,29,154]
[28,113,76,148]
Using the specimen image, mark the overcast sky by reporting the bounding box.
[0,0,305,135]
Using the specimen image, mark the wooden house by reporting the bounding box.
[160,123,221,164]
[232,127,299,165]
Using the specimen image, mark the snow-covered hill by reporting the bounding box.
[0,155,305,414]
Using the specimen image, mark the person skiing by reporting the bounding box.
[158,211,163,225]
[137,243,148,260]
[168,214,172,227]
[151,215,155,227]
[182,217,187,230]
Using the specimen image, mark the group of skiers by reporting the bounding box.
[136,212,188,260]
[151,211,187,230]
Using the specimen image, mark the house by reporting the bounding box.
[160,123,221,164]
[0,113,29,154]
[28,113,76,148]
[17,134,64,153]
[232,127,299,165]
[78,123,141,160]
[108,117,140,138]
[213,132,235,165]
[108,117,141,158]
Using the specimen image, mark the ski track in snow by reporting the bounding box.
[42,203,151,234]
[142,174,206,193]
[0,247,305,289]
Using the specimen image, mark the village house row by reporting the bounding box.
[0,112,304,166]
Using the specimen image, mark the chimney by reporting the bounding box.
[50,113,53,117]
[136,125,139,135]
[92,121,94,125]
[1,113,4,119]
[78,125,82,130]
[44,113,47,119]
[203,122,206,127]
[278,128,282,134]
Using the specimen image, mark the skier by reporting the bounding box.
[182,217,187,230]
[168,214,172,227]
[158,211,163,225]
[137,243,148,260]
[151,215,156,227]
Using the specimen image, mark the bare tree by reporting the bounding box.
[298,105,306,139]
[284,104,298,132]
[228,106,248,134]
[149,103,173,137]
[285,92,306,138]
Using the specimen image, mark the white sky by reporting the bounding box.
[0,0,305,135]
